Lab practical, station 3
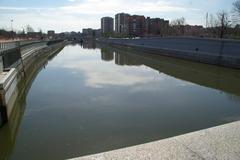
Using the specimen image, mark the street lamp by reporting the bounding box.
[10,19,14,40]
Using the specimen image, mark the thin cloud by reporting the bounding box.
[0,0,201,32]
[0,0,199,14]
[0,7,28,10]
[60,0,199,14]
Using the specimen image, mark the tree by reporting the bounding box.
[233,0,240,15]
[216,11,231,38]
[171,17,186,26]
[26,24,34,33]
[38,28,43,33]
[207,14,218,37]
[233,0,240,24]
[170,17,186,35]
[206,11,231,38]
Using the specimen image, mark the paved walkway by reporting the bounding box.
[69,121,240,160]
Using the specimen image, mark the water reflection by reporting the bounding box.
[0,43,240,160]
[101,48,114,61]
[82,41,96,49]
[104,46,240,97]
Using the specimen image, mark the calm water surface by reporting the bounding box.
[1,43,240,160]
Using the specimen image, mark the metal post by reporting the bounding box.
[11,19,14,40]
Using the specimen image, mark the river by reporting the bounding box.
[1,42,240,160]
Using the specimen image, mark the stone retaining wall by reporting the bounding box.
[98,37,240,69]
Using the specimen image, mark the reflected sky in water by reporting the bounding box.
[50,45,192,88]
[3,44,240,160]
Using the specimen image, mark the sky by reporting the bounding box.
[0,0,236,33]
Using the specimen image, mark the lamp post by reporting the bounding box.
[11,19,14,40]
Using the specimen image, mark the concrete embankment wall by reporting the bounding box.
[0,46,64,160]
[99,37,240,69]
[0,41,65,126]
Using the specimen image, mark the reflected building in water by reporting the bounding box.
[101,48,114,61]
[100,47,143,64]
[100,46,240,97]
[114,52,142,66]
[82,41,96,49]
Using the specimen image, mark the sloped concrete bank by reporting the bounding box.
[0,41,65,126]
[98,37,240,69]
[0,44,63,160]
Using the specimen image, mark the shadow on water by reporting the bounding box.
[100,45,240,98]
[0,47,64,160]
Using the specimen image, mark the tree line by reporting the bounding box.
[170,0,240,39]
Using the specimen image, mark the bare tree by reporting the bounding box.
[206,11,231,38]
[170,17,186,26]
[170,17,186,35]
[209,14,217,28]
[26,24,34,33]
[38,28,43,36]
[233,0,240,15]
[217,11,231,38]
[233,0,240,24]
[207,14,218,37]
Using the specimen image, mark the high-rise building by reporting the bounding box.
[47,30,55,39]
[101,17,114,34]
[146,17,169,35]
[82,28,93,38]
[128,15,146,37]
[115,13,130,34]
[47,30,55,36]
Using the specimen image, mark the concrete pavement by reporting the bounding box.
[69,121,240,160]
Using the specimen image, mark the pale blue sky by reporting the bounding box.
[0,0,236,32]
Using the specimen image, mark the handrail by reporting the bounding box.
[0,39,64,56]
[0,40,46,53]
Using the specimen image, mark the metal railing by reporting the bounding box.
[0,39,64,71]
[0,42,18,52]
[0,40,45,70]
[0,40,47,54]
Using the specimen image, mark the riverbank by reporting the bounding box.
[0,44,63,160]
[98,37,240,69]
[70,120,240,160]
[0,41,65,126]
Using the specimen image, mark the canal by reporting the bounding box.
[1,42,240,160]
